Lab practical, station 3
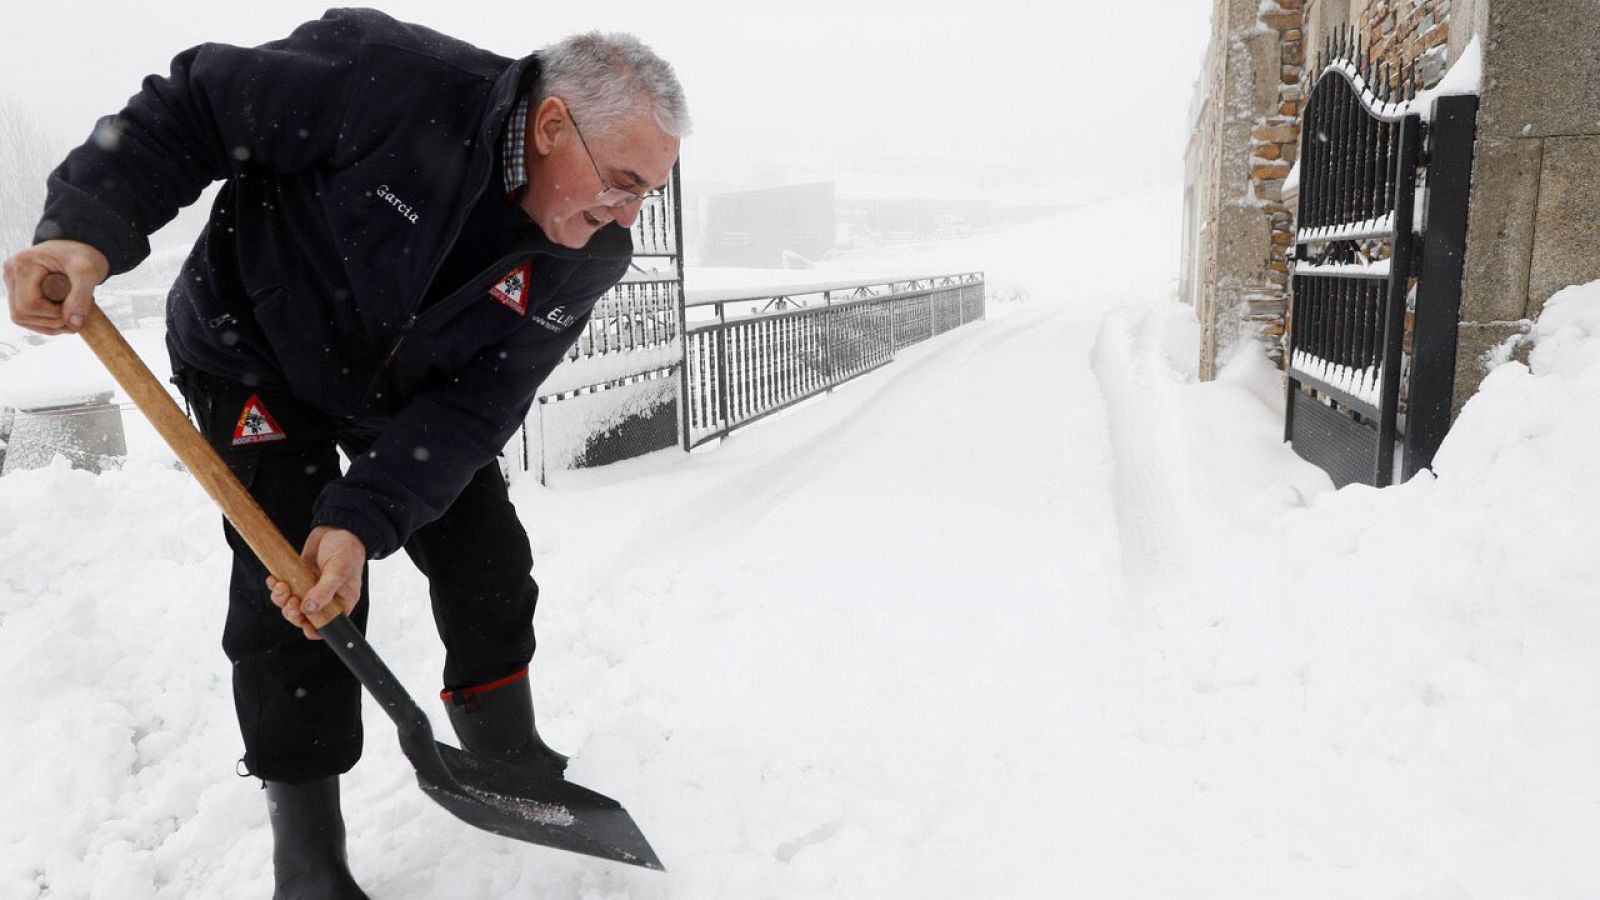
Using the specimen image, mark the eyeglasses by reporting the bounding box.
[567,106,665,209]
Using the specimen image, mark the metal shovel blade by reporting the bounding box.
[322,615,664,870]
[420,742,664,869]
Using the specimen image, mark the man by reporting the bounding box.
[2,9,687,897]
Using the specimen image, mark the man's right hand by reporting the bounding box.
[266,526,367,640]
[2,239,111,336]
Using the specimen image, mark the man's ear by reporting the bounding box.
[530,96,567,156]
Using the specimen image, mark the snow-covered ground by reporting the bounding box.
[5,186,1600,898]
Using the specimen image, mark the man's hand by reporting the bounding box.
[266,526,367,640]
[3,240,111,335]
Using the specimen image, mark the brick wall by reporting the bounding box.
[1363,0,1453,85]
[1251,1,1307,353]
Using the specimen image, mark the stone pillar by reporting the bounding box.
[1456,0,1600,416]
[1192,0,1302,380]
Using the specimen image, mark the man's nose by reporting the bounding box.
[611,202,641,229]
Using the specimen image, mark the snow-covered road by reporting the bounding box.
[6,189,1600,898]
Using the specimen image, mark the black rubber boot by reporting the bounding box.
[264,776,369,900]
[442,668,569,777]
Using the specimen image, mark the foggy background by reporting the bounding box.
[0,0,1210,267]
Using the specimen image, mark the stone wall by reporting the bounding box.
[1189,0,1600,427]
[1183,0,1305,380]
[1363,0,1453,84]
[1251,1,1306,365]
[1453,0,1600,417]
[1186,0,1462,380]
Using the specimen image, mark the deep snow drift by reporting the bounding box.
[4,188,1600,897]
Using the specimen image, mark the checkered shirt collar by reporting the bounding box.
[502,92,532,197]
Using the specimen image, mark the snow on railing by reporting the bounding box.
[1319,59,1414,122]
[1293,258,1391,278]
[1290,350,1382,409]
[1296,213,1395,244]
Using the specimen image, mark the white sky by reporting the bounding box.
[0,1,1210,200]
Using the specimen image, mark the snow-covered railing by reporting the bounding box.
[1292,258,1390,279]
[680,272,985,449]
[1289,351,1382,411]
[1285,32,1481,488]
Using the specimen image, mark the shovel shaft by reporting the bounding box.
[44,274,333,628]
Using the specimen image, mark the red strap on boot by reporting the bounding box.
[440,666,529,711]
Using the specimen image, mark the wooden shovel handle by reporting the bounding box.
[42,273,336,628]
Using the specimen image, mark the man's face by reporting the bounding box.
[521,98,680,249]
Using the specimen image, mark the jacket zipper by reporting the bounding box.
[381,314,417,367]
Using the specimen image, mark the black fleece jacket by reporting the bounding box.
[34,8,633,558]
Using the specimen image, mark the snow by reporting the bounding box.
[1293,258,1391,279]
[0,338,121,410]
[1322,59,1412,122]
[1290,350,1383,408]
[1412,38,1484,113]
[5,187,1600,897]
[1297,212,1395,243]
[1319,37,1482,126]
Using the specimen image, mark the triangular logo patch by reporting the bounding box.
[490,262,531,315]
[232,394,287,446]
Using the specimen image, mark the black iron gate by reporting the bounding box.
[1285,32,1478,488]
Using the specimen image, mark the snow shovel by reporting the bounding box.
[43,274,663,871]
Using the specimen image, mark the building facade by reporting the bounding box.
[1184,0,1600,418]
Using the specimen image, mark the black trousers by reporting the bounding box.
[175,367,540,783]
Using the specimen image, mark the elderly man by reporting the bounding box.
[3,9,687,896]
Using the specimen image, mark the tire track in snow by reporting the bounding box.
[1090,303,1202,594]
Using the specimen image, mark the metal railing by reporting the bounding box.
[680,273,985,449]
[564,275,680,361]
[1285,30,1477,487]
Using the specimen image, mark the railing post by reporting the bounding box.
[888,292,898,357]
[824,291,835,389]
[1403,94,1478,479]
[714,302,731,439]
[1375,113,1420,488]
[676,289,692,453]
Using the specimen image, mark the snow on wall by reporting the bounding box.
[524,374,678,480]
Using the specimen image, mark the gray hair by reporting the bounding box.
[535,32,691,140]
